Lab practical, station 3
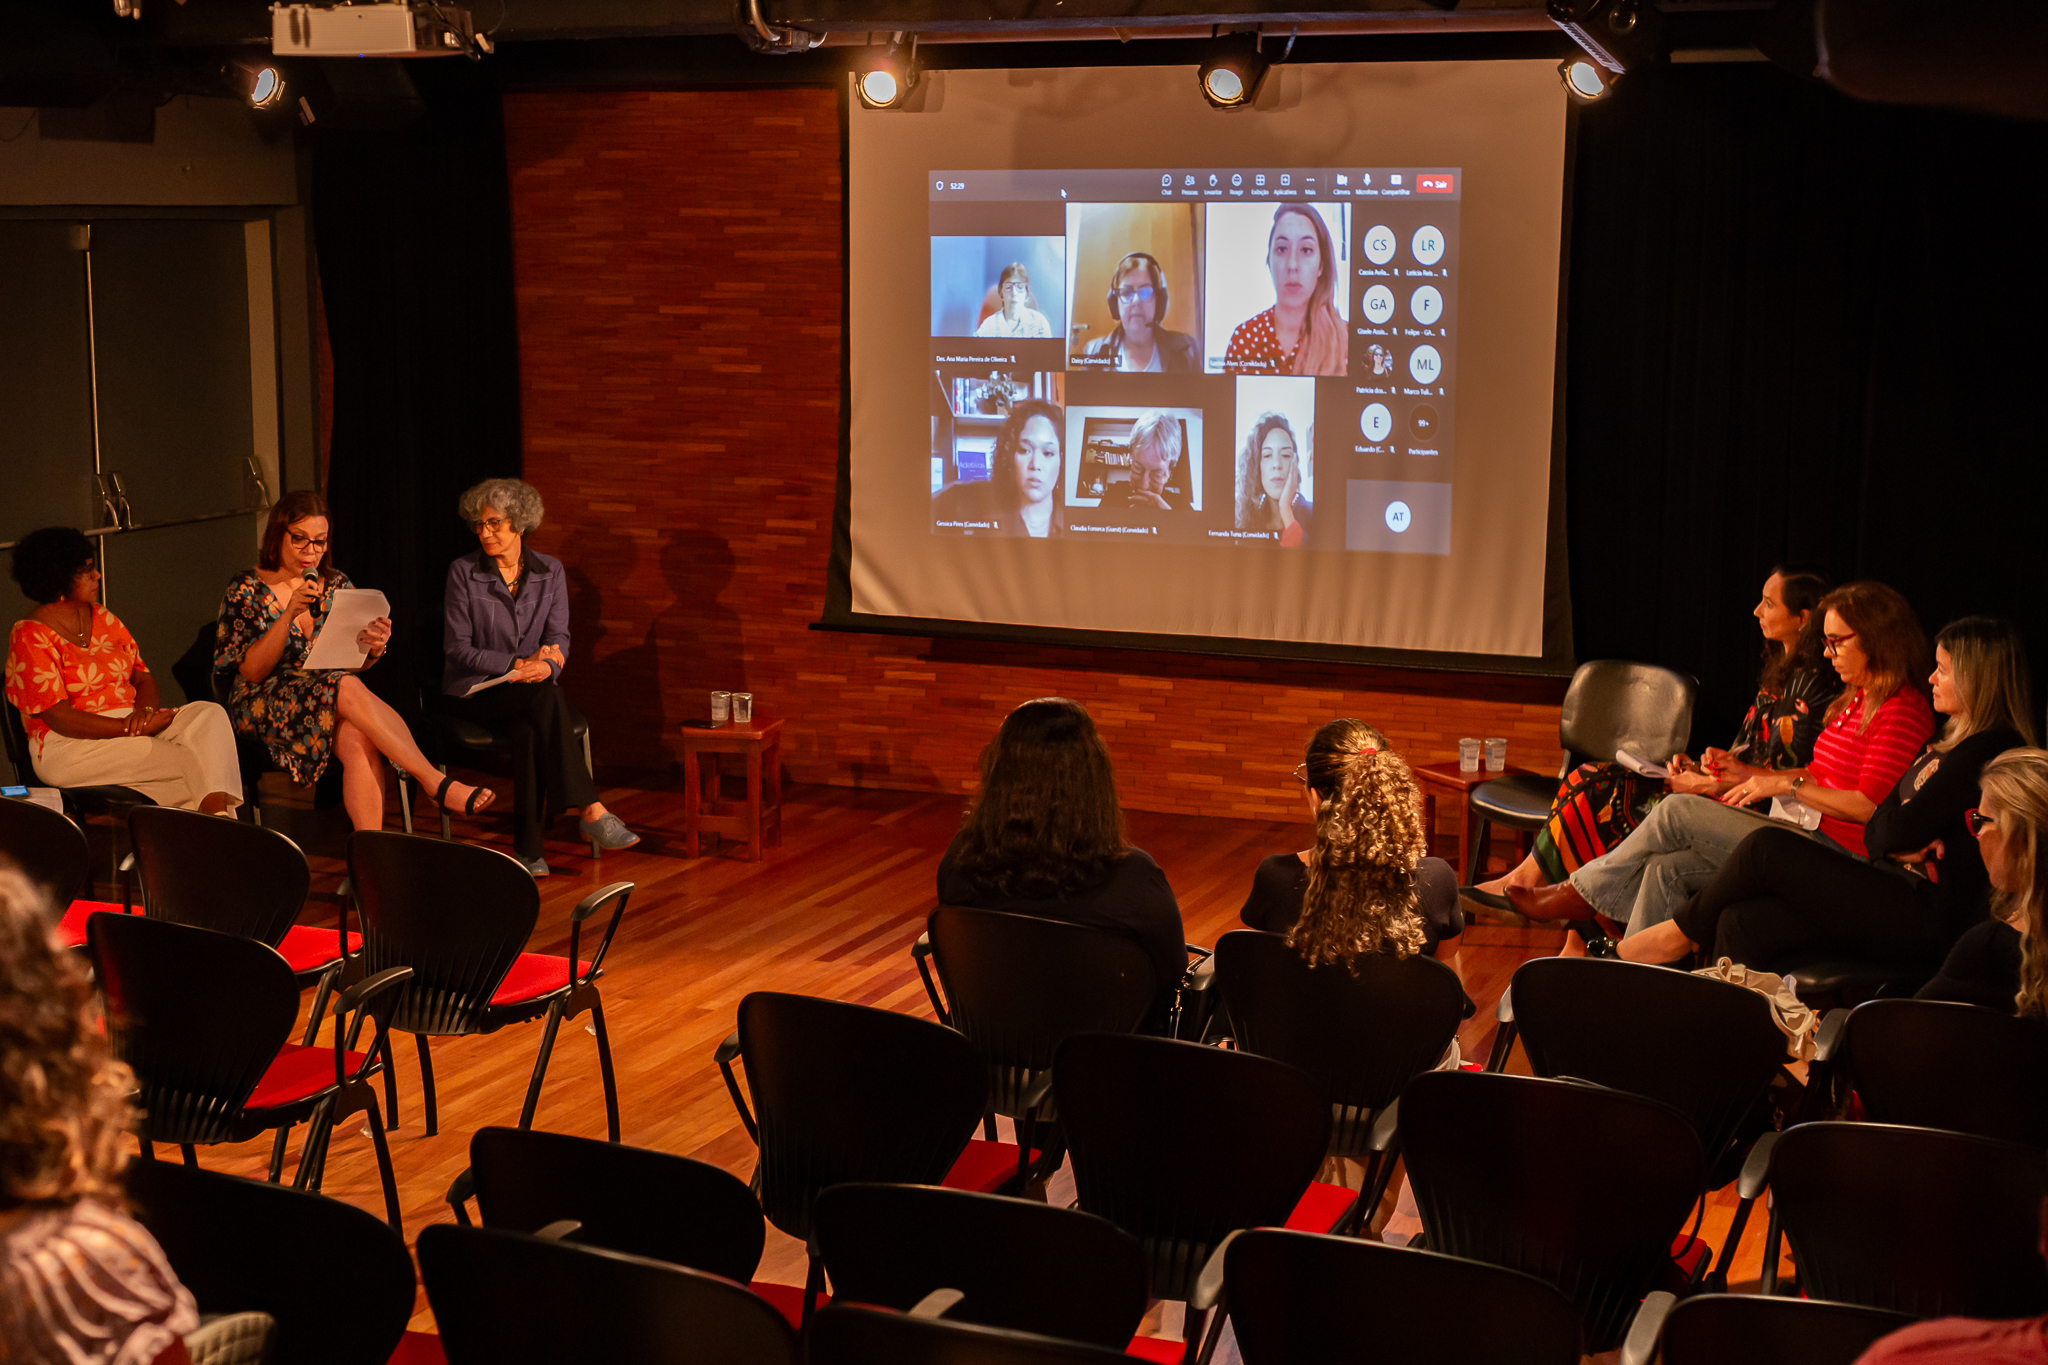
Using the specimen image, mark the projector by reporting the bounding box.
[271,3,480,57]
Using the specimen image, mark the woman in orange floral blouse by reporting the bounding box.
[5,528,241,815]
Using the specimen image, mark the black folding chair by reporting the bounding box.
[1213,929,1470,1230]
[1398,1070,1706,1354]
[2,695,151,893]
[1743,1122,2048,1315]
[127,1160,420,1365]
[89,912,410,1229]
[0,790,130,948]
[715,991,1028,1324]
[808,1305,1137,1365]
[417,1224,798,1365]
[1620,1291,1915,1365]
[1203,1229,1580,1365]
[814,1183,1150,1351]
[1054,1032,1353,1364]
[914,906,1157,1186]
[1824,997,2048,1145]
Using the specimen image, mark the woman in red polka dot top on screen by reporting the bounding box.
[1223,204,1349,378]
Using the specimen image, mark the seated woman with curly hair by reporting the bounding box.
[937,698,1187,1032]
[0,867,198,1364]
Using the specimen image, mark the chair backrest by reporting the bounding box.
[1844,998,2048,1146]
[1556,660,1696,767]
[0,793,89,907]
[130,805,311,947]
[927,906,1155,1115]
[813,1183,1148,1349]
[736,992,988,1241]
[1656,1294,1915,1365]
[348,830,538,1034]
[1398,1070,1705,1354]
[1214,929,1467,1158]
[1,696,34,785]
[418,1224,798,1365]
[127,1158,415,1365]
[88,912,299,1145]
[806,1306,1136,1365]
[468,1125,765,1283]
[1223,1230,1580,1365]
[1053,1033,1329,1302]
[1510,956,1785,1177]
[1772,1121,2048,1319]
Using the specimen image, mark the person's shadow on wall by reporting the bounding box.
[655,531,745,726]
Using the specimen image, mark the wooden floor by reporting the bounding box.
[155,772,1791,1350]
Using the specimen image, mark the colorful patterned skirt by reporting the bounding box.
[1531,761,1665,882]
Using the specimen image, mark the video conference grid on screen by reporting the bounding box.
[928,167,1461,554]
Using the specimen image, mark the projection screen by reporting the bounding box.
[843,60,1568,660]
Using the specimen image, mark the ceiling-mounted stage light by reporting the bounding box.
[243,62,285,109]
[1546,0,1665,74]
[1198,30,1271,110]
[1559,57,1614,100]
[857,35,918,109]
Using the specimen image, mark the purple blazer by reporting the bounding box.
[442,549,571,697]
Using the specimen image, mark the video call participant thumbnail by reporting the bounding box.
[1236,411,1312,547]
[977,263,1053,339]
[1082,254,1200,374]
[1094,410,1190,515]
[931,400,1067,538]
[1224,205,1348,378]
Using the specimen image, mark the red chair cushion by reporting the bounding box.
[749,1280,830,1330]
[940,1139,1038,1195]
[1125,1335,1184,1363]
[59,899,124,949]
[277,923,362,974]
[489,952,593,1007]
[387,1332,446,1365]
[244,1043,368,1110]
[1283,1180,1358,1234]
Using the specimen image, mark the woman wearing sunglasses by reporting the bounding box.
[1621,616,2035,975]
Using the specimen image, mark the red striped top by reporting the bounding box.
[1805,686,1937,855]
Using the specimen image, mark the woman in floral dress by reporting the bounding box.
[217,490,493,833]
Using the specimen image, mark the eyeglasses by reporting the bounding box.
[470,517,510,535]
[285,531,329,551]
[1115,285,1156,307]
[1823,631,1859,656]
[1293,764,1309,787]
[1966,807,1996,838]
[1001,281,1029,294]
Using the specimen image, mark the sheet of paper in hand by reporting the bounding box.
[1614,748,1669,780]
[301,589,391,670]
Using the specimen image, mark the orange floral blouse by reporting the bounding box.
[3,607,146,742]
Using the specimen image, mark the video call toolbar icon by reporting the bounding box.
[1232,173,1242,186]
[1337,174,1348,186]
[1185,175,1196,186]
[1255,174,1266,186]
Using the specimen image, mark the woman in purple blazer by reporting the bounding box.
[442,478,638,877]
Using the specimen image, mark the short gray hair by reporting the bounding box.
[457,478,544,534]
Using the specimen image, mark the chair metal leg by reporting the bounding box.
[267,1125,292,1183]
[1464,815,1494,886]
[379,1032,399,1129]
[301,964,342,1047]
[438,765,453,841]
[363,1096,404,1234]
[295,1098,338,1191]
[519,1003,567,1131]
[1182,1305,1213,1365]
[397,770,414,835]
[416,1033,440,1137]
[179,1144,198,1167]
[582,731,599,860]
[588,995,621,1142]
[801,1253,825,1329]
[446,1168,476,1225]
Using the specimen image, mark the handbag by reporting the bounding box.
[1691,956,1819,1062]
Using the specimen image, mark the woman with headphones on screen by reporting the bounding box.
[1225,205,1348,377]
[1080,253,1200,373]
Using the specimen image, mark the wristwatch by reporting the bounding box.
[1791,775,1806,793]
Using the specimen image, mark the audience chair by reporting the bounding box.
[1213,929,1471,1231]
[914,906,1157,1186]
[715,991,1036,1323]
[2,695,151,891]
[1491,957,1785,1217]
[1398,1069,1706,1355]
[89,912,410,1230]
[814,1183,1150,1353]
[1773,953,1929,1011]
[1620,1291,1915,1365]
[1462,660,1695,884]
[429,700,600,858]
[1733,1121,2048,1315]
[807,1305,1138,1365]
[1053,1032,1356,1365]
[1820,997,2048,1145]
[127,1160,423,1365]
[417,1223,799,1365]
[1195,1228,1580,1365]
[0,790,131,947]
[348,829,632,1142]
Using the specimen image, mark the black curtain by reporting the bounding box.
[312,60,522,721]
[1564,62,2048,746]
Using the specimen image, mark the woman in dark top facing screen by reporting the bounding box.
[937,698,1187,1032]
[1241,719,1463,964]
[1622,616,2036,975]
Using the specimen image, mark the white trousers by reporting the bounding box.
[32,702,244,813]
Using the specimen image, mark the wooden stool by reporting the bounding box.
[1412,759,1546,880]
[679,716,784,861]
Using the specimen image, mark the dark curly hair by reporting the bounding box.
[950,698,1127,899]
[989,400,1065,511]
[1288,719,1428,969]
[0,865,135,1209]
[8,527,96,606]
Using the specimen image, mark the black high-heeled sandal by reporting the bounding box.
[434,773,490,815]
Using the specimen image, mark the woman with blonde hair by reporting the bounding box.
[1241,719,1462,966]
[1915,748,2048,1013]
[1223,205,1347,378]
[0,868,198,1362]
[1233,412,1313,546]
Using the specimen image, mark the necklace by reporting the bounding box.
[44,601,91,646]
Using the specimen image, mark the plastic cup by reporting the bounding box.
[711,691,731,726]
[733,692,754,725]
[1485,738,1507,772]
[1459,738,1481,773]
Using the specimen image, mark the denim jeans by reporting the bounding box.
[1567,794,1835,935]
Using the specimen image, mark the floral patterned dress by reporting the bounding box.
[214,568,350,784]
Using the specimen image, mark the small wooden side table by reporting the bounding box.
[1412,759,1548,881]
[679,716,784,861]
